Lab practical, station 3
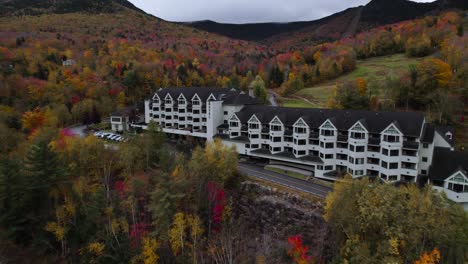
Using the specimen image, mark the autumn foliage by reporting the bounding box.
[288,235,313,264]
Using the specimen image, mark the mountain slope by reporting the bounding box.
[0,0,147,16]
[184,0,467,43]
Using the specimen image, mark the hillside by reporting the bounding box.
[185,0,467,49]
[0,0,146,16]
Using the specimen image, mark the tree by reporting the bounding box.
[288,235,314,264]
[282,72,304,96]
[324,177,468,264]
[169,212,187,255]
[249,75,268,104]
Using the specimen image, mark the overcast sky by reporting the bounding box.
[128,0,437,24]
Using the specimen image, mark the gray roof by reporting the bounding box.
[421,124,455,145]
[154,87,258,105]
[235,105,425,137]
[429,147,468,181]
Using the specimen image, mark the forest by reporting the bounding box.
[0,4,467,263]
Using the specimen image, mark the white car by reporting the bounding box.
[108,135,119,140]
[114,136,123,141]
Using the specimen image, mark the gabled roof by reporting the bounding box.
[421,124,455,144]
[154,87,258,105]
[234,105,425,136]
[428,147,468,181]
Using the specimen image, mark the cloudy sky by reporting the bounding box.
[128,0,436,23]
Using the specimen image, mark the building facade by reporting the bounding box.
[125,87,468,209]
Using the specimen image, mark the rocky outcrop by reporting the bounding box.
[232,181,330,260]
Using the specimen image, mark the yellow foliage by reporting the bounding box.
[87,242,105,256]
[142,237,161,264]
[45,222,66,241]
[21,107,45,130]
[169,212,187,255]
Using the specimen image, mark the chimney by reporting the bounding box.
[249,88,254,97]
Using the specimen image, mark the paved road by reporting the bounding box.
[268,92,278,106]
[238,163,332,198]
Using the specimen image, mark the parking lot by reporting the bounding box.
[93,131,127,142]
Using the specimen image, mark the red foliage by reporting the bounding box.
[207,181,226,232]
[114,180,127,198]
[288,235,313,264]
[130,222,148,248]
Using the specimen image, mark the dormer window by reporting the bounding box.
[165,98,172,104]
[270,118,283,131]
[192,97,200,105]
[294,119,307,134]
[445,132,452,140]
[154,98,160,104]
[230,121,239,127]
[178,98,186,105]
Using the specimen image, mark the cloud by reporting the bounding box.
[128,0,437,23]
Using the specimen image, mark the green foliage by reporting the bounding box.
[249,75,268,104]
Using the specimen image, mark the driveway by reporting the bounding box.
[238,162,332,198]
[68,125,87,137]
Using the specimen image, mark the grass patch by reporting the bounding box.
[265,166,309,180]
[279,98,317,108]
[290,53,430,107]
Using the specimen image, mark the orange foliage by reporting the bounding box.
[21,108,45,131]
[414,248,440,264]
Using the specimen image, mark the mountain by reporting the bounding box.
[184,0,467,43]
[184,7,360,42]
[0,0,147,16]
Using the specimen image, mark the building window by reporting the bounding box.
[272,137,282,142]
[193,118,200,122]
[390,149,399,156]
[349,145,355,151]
[389,175,398,181]
[231,132,239,137]
[381,161,388,169]
[317,165,323,170]
[165,98,172,104]
[421,170,427,175]
[325,165,333,170]
[192,98,200,105]
[350,132,365,139]
[294,127,307,134]
[249,134,259,139]
[355,158,365,165]
[193,110,200,114]
[355,170,364,176]
[298,139,307,145]
[298,150,306,155]
[230,121,239,127]
[383,135,400,143]
[270,125,282,131]
[251,144,259,149]
[178,98,186,105]
[249,123,259,129]
[325,154,334,159]
[349,157,354,163]
[382,148,389,155]
[321,129,335,136]
[179,117,185,121]
[356,146,365,152]
[422,157,428,162]
[389,163,399,169]
[326,142,334,149]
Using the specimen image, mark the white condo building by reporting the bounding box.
[111,87,468,209]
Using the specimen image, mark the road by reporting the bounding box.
[238,163,332,198]
[68,124,87,137]
[269,92,278,106]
